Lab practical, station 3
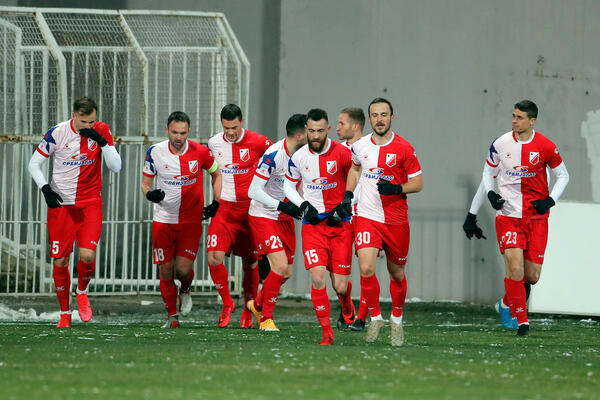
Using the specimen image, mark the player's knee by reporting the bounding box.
[359,264,376,277]
[207,253,222,267]
[54,257,69,267]
[333,280,348,295]
[526,271,540,284]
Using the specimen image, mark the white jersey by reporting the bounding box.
[249,139,291,220]
[342,140,361,212]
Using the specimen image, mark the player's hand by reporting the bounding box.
[277,201,302,220]
[487,190,505,210]
[202,200,220,220]
[41,184,63,208]
[145,189,165,203]
[530,197,555,215]
[377,179,403,195]
[79,128,108,147]
[327,191,354,226]
[462,212,486,240]
[300,201,320,224]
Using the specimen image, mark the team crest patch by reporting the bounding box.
[188,160,198,174]
[240,148,250,162]
[326,160,337,175]
[386,153,396,167]
[88,138,97,151]
[529,151,539,165]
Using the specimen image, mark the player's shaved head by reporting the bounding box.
[307,108,328,123]
[73,97,97,115]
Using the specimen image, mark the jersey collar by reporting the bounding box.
[512,130,536,144]
[223,128,246,144]
[168,140,189,155]
[308,138,331,155]
[369,131,395,146]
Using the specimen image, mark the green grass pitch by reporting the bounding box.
[0,299,598,400]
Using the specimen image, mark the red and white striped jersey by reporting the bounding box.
[486,131,562,219]
[249,138,292,221]
[351,133,422,224]
[287,139,352,214]
[208,129,272,203]
[36,119,114,206]
[143,140,215,224]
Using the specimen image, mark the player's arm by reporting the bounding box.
[376,172,423,195]
[401,173,423,194]
[531,161,569,214]
[142,174,164,203]
[79,127,121,172]
[249,175,302,219]
[202,161,221,220]
[462,179,487,240]
[28,150,63,208]
[345,164,361,192]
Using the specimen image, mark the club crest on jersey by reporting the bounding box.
[326,160,337,175]
[188,160,198,174]
[529,152,539,165]
[386,153,396,167]
[87,138,97,151]
[239,148,250,162]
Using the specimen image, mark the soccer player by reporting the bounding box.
[245,114,307,331]
[345,98,423,346]
[283,108,356,345]
[28,97,122,327]
[336,107,370,331]
[479,100,569,336]
[207,104,273,328]
[142,111,221,328]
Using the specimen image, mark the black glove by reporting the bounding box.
[327,191,354,226]
[41,184,63,208]
[277,201,302,220]
[462,212,486,240]
[530,197,555,215]
[377,179,403,195]
[487,190,505,210]
[146,189,165,203]
[300,201,320,224]
[202,200,220,220]
[79,128,108,147]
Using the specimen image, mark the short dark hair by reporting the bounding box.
[220,104,243,121]
[341,107,365,129]
[368,98,393,116]
[167,111,190,127]
[514,100,538,119]
[286,114,307,136]
[73,97,97,115]
[307,108,328,123]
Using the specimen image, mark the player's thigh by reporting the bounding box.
[47,205,78,258]
[206,218,234,255]
[174,256,195,277]
[524,218,549,266]
[152,222,176,264]
[301,224,330,272]
[386,259,406,281]
[77,203,103,252]
[174,223,203,261]
[381,222,410,266]
[354,217,384,253]
[503,247,525,279]
[495,216,527,254]
[249,216,288,262]
[265,250,290,275]
[523,259,542,284]
[329,222,353,276]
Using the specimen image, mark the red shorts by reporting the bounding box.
[353,216,410,265]
[495,215,548,264]
[249,216,296,264]
[206,200,258,261]
[152,222,203,264]
[301,221,352,275]
[47,203,103,258]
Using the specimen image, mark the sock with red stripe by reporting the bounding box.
[361,274,381,317]
[390,275,407,318]
[311,286,331,333]
[336,280,353,317]
[179,269,194,293]
[242,265,260,304]
[357,288,368,320]
[255,288,264,310]
[260,271,284,321]
[159,276,178,316]
[76,259,95,292]
[503,277,513,316]
[53,264,71,312]
[507,277,528,325]
[208,263,233,307]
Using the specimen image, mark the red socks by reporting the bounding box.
[390,276,407,318]
[357,288,368,321]
[242,265,260,304]
[159,276,178,316]
[209,263,233,307]
[53,264,71,312]
[76,259,95,292]
[260,271,284,321]
[503,278,511,312]
[361,274,381,317]
[336,280,353,316]
[507,278,528,324]
[311,286,331,331]
[179,269,194,293]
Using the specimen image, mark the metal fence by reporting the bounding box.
[0,7,249,296]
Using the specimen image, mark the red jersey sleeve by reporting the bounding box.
[199,144,215,170]
[546,143,563,169]
[403,143,422,177]
[93,122,115,146]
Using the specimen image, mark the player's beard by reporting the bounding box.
[372,122,390,136]
[170,139,185,152]
[308,137,327,153]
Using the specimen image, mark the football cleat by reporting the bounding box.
[365,318,385,343]
[390,320,404,346]
[240,308,253,328]
[259,318,280,332]
[511,317,518,330]
[495,299,514,329]
[56,312,72,328]
[349,318,366,332]
[179,291,192,316]
[343,302,357,325]
[246,299,262,325]
[161,314,179,328]
[319,330,334,345]
[218,304,235,328]
[336,310,349,331]
[516,323,530,337]
[76,292,92,323]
